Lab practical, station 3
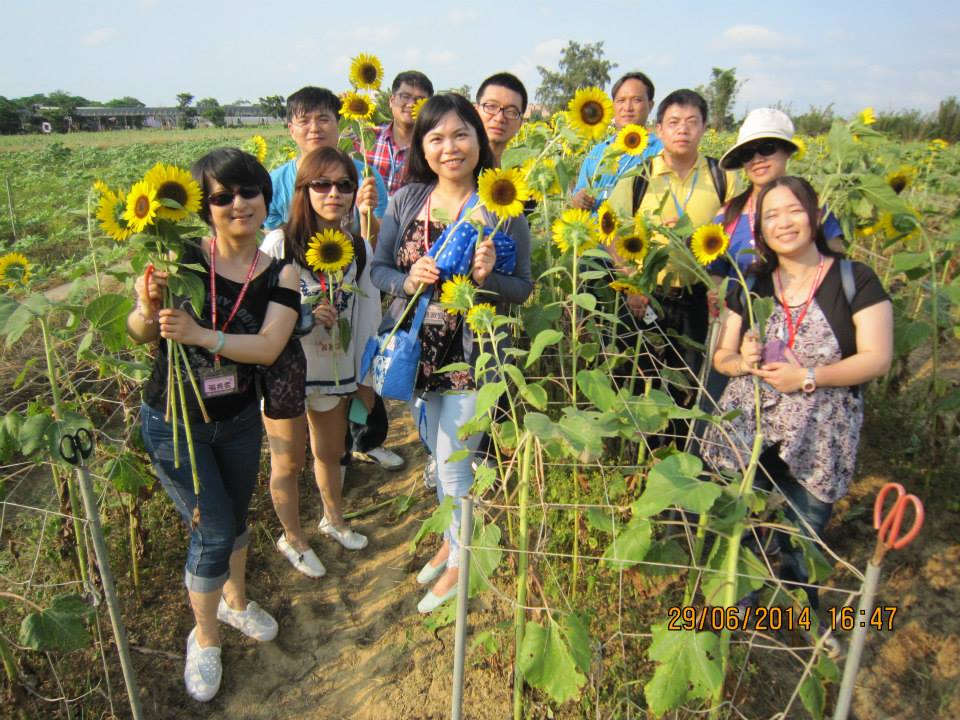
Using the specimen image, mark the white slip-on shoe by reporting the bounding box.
[355,445,406,470]
[417,584,458,614]
[318,516,368,550]
[184,627,221,702]
[416,557,447,585]
[216,597,278,642]
[277,534,326,578]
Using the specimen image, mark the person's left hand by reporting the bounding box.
[751,347,806,393]
[355,384,375,412]
[158,308,213,348]
[472,235,496,285]
[356,177,378,216]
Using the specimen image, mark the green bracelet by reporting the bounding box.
[209,330,225,354]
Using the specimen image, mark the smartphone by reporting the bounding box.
[348,397,369,425]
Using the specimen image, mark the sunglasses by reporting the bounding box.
[308,178,357,194]
[207,186,262,206]
[735,140,783,165]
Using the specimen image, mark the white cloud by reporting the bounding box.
[351,25,399,43]
[428,50,457,64]
[83,27,117,47]
[715,24,800,51]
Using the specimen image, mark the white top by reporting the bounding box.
[261,229,381,395]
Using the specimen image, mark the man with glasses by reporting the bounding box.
[571,71,663,212]
[368,71,434,196]
[265,86,388,234]
[474,72,527,167]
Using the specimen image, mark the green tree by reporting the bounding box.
[934,96,960,140]
[445,84,472,100]
[176,92,197,129]
[696,67,742,131]
[258,95,286,119]
[0,96,24,134]
[197,97,226,127]
[105,96,145,108]
[535,41,617,112]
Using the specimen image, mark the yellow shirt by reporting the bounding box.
[608,152,740,286]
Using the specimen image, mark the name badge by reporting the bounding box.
[642,305,658,326]
[198,364,239,398]
[424,302,448,327]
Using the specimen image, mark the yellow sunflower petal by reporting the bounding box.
[614,216,650,264]
[613,124,649,156]
[465,303,496,334]
[349,53,384,91]
[341,91,375,122]
[551,208,599,254]
[123,180,160,233]
[0,252,31,289]
[857,107,876,126]
[97,189,134,242]
[143,163,203,221]
[596,202,619,243]
[885,166,917,195]
[690,223,730,266]
[305,229,355,274]
[566,87,614,142]
[411,97,427,121]
[439,274,475,314]
[478,167,530,219]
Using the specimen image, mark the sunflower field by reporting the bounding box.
[0,85,958,720]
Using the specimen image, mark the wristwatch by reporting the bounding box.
[801,367,817,394]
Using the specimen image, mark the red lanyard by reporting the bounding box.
[423,193,474,251]
[775,256,825,349]
[208,235,261,361]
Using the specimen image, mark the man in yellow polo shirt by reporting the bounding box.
[607,89,739,419]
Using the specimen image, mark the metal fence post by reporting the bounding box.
[451,496,474,720]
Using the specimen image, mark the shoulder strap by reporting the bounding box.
[707,156,727,205]
[353,235,367,279]
[630,158,653,215]
[840,259,855,306]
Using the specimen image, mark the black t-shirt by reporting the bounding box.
[726,259,890,360]
[142,242,299,422]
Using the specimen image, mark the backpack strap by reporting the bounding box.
[706,156,727,205]
[353,234,367,280]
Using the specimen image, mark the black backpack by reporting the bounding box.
[631,156,728,215]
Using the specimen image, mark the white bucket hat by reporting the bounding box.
[719,108,798,170]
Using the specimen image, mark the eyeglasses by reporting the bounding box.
[307,178,357,194]
[207,186,262,207]
[735,140,782,166]
[393,91,429,107]
[479,102,522,121]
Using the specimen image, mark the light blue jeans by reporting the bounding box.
[412,391,480,568]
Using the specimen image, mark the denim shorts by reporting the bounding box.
[140,401,263,593]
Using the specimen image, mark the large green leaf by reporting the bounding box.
[474,380,507,417]
[102,452,154,495]
[603,518,651,570]
[0,411,24,462]
[576,369,619,413]
[557,408,614,461]
[410,496,456,551]
[19,593,94,653]
[799,654,840,720]
[18,413,54,457]
[525,328,563,369]
[84,294,133,352]
[631,453,720,518]
[467,520,502,595]
[644,623,723,717]
[517,618,587,704]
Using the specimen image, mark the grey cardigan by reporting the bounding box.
[370,182,534,364]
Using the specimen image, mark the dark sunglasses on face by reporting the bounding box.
[207,186,262,206]
[308,178,357,194]
[736,140,783,165]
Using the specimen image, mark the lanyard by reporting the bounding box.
[775,255,825,349]
[670,167,699,218]
[423,192,475,251]
[209,235,261,363]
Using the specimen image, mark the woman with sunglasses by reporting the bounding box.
[710,108,844,281]
[127,148,299,702]
[260,147,381,577]
[703,176,892,613]
[371,94,533,613]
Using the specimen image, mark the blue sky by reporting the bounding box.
[2,0,958,116]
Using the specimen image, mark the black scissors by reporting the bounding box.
[59,427,94,466]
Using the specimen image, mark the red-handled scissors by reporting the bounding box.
[872,482,924,562]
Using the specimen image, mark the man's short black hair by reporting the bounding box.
[285,87,341,124]
[391,71,434,97]
[191,147,272,226]
[476,72,528,114]
[656,89,708,124]
[611,72,655,103]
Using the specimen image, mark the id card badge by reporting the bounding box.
[642,305,658,326]
[424,302,448,327]
[198,364,240,398]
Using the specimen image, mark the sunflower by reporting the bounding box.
[877,210,921,241]
[96,189,133,242]
[92,179,111,195]
[885,166,917,195]
[928,138,949,152]
[597,202,619,242]
[283,143,298,161]
[143,163,202,221]
[246,135,268,164]
[306,228,354,274]
[566,87,614,141]
[0,252,31,289]
[124,180,160,233]
[551,208,599,254]
[857,107,876,126]
[341,91,375,122]
[478,167,530,219]
[349,53,384,91]
[792,136,807,161]
[690,223,730,266]
[615,217,651,264]
[614,124,649,156]
[439,274,475,314]
[465,303,496,334]
[523,158,561,201]
[609,280,636,294]
[411,97,427,121]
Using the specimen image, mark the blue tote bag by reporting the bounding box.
[359,293,431,402]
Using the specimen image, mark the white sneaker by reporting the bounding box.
[318,516,368,550]
[216,597,278,642]
[184,627,221,702]
[354,445,406,470]
[277,534,326,578]
[423,456,438,490]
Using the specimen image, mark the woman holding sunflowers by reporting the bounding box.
[260,147,382,574]
[371,94,532,613]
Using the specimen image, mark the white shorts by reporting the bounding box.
[305,393,346,413]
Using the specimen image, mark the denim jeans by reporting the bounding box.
[412,391,480,568]
[140,401,263,593]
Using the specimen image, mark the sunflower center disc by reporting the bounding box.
[350,100,367,115]
[135,196,150,218]
[321,244,343,263]
[158,182,188,206]
[492,180,516,205]
[581,102,603,125]
[624,237,642,253]
[361,66,377,84]
[625,133,641,149]
[601,214,615,234]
